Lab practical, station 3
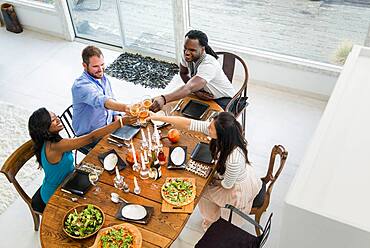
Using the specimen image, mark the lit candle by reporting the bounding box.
[140,152,146,170]
[141,128,147,143]
[147,126,152,151]
[131,140,138,165]
[115,165,120,179]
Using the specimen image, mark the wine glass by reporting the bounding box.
[89,171,101,194]
[142,95,152,109]
[129,99,140,126]
[138,106,149,127]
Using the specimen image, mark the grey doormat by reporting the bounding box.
[105,52,179,89]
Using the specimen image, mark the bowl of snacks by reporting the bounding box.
[63,204,105,239]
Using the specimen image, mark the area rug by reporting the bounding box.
[0,102,42,214]
[105,52,179,89]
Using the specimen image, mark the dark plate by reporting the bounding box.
[181,100,209,120]
[98,149,126,174]
[190,142,214,164]
[61,169,92,196]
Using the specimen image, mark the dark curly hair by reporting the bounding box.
[209,112,250,175]
[185,30,218,59]
[28,108,62,167]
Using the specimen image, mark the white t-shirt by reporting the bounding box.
[181,54,236,99]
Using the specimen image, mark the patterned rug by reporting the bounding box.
[105,52,179,89]
[0,102,42,214]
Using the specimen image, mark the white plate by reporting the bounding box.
[121,204,147,220]
[151,110,165,126]
[171,147,185,166]
[103,153,118,171]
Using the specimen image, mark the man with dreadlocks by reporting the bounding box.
[151,30,235,111]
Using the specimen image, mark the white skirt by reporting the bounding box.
[198,174,262,230]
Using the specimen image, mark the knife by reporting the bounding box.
[170,99,184,114]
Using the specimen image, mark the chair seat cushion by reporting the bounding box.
[252,180,266,208]
[228,96,249,116]
[195,218,260,248]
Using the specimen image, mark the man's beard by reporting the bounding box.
[87,69,104,79]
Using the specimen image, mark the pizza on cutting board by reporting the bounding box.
[161,178,196,207]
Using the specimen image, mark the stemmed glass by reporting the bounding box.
[138,106,149,127]
[142,95,152,109]
[129,99,141,126]
[88,171,101,194]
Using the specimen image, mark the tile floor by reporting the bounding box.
[0,29,327,247]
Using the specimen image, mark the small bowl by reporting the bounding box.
[62,204,105,240]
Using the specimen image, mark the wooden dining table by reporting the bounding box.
[40,96,223,248]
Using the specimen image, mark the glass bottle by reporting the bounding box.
[149,148,162,180]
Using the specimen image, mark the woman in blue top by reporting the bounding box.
[28,107,134,213]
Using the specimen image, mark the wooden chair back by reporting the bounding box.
[0,140,42,231]
[250,145,288,235]
[216,51,249,131]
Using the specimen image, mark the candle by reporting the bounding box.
[115,165,120,179]
[147,126,152,151]
[154,124,160,146]
[144,150,148,162]
[131,140,138,164]
[141,128,147,143]
[140,152,146,170]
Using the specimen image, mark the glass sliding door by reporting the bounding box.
[117,0,176,58]
[188,0,370,65]
[67,0,122,46]
[66,0,176,58]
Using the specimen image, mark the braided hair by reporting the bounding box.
[185,30,218,59]
[28,108,62,167]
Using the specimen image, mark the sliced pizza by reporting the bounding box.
[161,178,196,207]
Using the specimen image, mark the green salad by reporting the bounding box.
[64,204,104,237]
[100,227,134,248]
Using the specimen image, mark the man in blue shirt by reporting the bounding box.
[72,45,130,137]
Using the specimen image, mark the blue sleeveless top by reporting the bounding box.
[40,143,74,204]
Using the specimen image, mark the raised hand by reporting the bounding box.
[150,96,165,112]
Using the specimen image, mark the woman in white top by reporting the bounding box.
[150,112,262,230]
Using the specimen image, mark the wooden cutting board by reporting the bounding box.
[161,177,195,214]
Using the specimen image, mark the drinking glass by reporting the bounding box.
[138,106,149,126]
[142,95,152,109]
[129,99,141,126]
[89,171,101,194]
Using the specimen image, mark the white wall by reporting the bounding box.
[279,45,370,247]
[0,0,73,40]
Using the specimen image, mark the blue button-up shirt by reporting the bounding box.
[72,71,117,136]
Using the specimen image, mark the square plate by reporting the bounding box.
[181,100,209,120]
[190,142,214,164]
[61,169,91,196]
[167,146,187,169]
[111,125,140,141]
[98,149,126,174]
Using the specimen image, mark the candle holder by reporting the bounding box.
[114,175,124,190]
[132,162,140,172]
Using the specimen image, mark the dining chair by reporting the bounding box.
[195,204,272,248]
[0,140,42,231]
[216,51,249,133]
[251,145,288,235]
[59,105,90,165]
